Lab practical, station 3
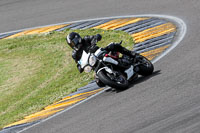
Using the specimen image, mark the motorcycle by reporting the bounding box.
[78,41,154,89]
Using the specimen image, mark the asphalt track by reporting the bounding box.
[1,0,200,133]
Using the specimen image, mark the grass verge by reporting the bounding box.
[0,28,134,129]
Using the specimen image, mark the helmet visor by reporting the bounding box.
[72,37,79,48]
[67,34,80,50]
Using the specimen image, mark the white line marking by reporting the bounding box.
[18,87,111,133]
[150,15,187,64]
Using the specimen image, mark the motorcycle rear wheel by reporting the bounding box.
[137,55,154,76]
[98,70,129,89]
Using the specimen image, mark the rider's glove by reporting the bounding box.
[96,34,102,41]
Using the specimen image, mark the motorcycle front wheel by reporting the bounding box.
[98,70,129,89]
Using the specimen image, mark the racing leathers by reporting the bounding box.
[71,35,136,73]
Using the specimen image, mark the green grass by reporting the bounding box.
[0,28,134,129]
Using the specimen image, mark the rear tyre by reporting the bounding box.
[98,70,129,89]
[137,55,154,76]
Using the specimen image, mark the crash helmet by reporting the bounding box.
[66,32,82,50]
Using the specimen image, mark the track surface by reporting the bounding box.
[1,0,200,133]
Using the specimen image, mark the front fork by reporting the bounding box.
[94,73,105,87]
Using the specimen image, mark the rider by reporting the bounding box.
[66,32,137,73]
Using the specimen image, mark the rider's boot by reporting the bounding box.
[121,47,138,58]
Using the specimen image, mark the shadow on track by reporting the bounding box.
[106,70,161,93]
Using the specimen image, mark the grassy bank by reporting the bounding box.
[0,28,134,129]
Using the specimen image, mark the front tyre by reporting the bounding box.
[137,55,154,76]
[98,70,129,89]
[95,78,105,87]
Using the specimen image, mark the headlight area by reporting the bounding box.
[84,65,92,73]
[89,55,97,66]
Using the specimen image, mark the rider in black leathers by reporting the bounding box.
[66,32,137,73]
